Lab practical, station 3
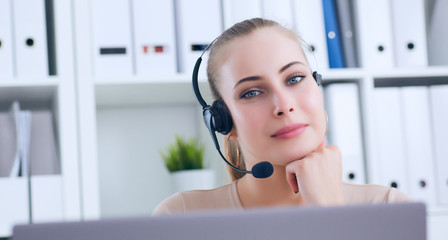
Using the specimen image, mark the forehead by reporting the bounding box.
[218,27,308,79]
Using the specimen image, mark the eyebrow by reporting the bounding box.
[233,76,261,89]
[279,61,304,73]
[233,61,305,89]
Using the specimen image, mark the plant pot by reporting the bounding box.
[171,169,215,192]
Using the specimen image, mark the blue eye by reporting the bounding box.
[241,90,260,99]
[287,75,304,85]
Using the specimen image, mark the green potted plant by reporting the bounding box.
[160,135,215,192]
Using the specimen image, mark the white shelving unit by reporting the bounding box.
[0,0,80,237]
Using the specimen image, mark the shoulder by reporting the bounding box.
[342,182,412,205]
[152,192,185,216]
[152,181,242,216]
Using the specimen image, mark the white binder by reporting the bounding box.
[8,102,32,178]
[324,83,365,184]
[390,0,428,67]
[0,0,14,79]
[174,0,222,76]
[429,85,448,205]
[133,0,176,77]
[18,110,32,178]
[9,102,21,177]
[353,0,394,69]
[261,0,294,28]
[0,178,29,236]
[292,0,329,71]
[372,87,408,193]
[13,0,48,77]
[222,0,262,30]
[401,87,436,205]
[92,0,133,77]
[31,175,64,223]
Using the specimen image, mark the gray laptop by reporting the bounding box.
[12,202,426,240]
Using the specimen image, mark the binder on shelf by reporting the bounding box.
[335,0,359,68]
[92,0,133,77]
[390,0,428,67]
[9,102,21,177]
[292,0,329,71]
[31,175,64,223]
[427,0,448,66]
[174,0,222,76]
[132,0,176,77]
[429,85,448,205]
[0,110,16,177]
[29,110,60,175]
[17,110,32,177]
[222,0,262,30]
[0,0,14,79]
[372,87,408,194]
[353,0,394,69]
[324,83,365,184]
[322,0,345,68]
[261,0,294,28]
[13,0,48,78]
[401,87,436,205]
[0,178,29,236]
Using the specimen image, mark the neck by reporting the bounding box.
[236,165,304,208]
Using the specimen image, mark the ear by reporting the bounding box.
[225,128,238,140]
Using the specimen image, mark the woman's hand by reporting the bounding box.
[285,140,345,206]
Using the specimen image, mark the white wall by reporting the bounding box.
[97,104,206,217]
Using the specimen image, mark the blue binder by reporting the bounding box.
[322,0,345,68]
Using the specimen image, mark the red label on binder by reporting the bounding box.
[143,45,149,54]
[155,46,164,53]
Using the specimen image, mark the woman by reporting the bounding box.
[153,18,410,215]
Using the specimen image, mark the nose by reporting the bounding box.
[273,91,295,117]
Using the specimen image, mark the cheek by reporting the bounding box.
[228,103,269,151]
[302,85,324,110]
[300,87,326,131]
[231,103,266,133]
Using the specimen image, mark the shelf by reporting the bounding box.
[320,66,448,80]
[428,206,448,216]
[94,73,193,85]
[321,68,366,80]
[0,76,60,87]
[95,80,213,108]
[372,66,448,79]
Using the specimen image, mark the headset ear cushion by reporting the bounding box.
[211,100,233,135]
[313,71,322,86]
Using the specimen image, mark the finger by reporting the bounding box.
[286,170,299,193]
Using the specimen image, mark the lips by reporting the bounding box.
[271,123,308,139]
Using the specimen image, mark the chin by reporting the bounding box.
[277,138,322,164]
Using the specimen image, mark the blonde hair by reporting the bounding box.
[206,18,307,180]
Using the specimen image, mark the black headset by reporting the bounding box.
[192,41,322,179]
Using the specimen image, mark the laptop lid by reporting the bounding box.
[12,202,426,240]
